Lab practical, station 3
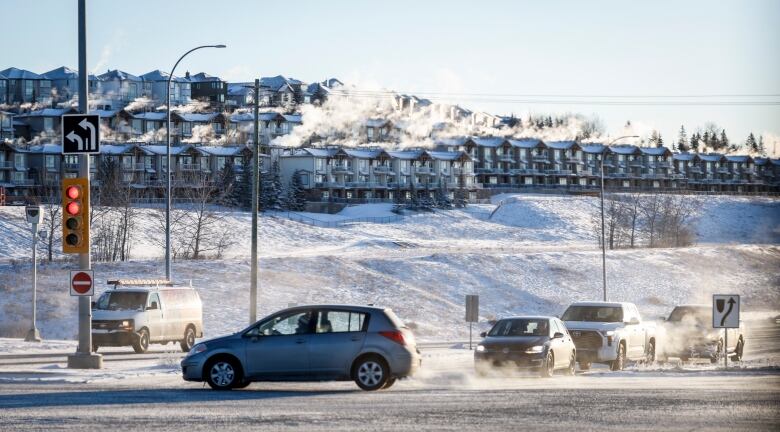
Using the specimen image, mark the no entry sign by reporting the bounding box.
[70,270,94,296]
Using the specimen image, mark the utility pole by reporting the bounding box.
[67,0,102,369]
[25,206,42,342]
[250,78,260,324]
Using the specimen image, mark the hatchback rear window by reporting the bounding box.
[383,309,407,329]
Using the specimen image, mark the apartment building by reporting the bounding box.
[0,67,52,106]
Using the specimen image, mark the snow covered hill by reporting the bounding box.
[0,194,778,341]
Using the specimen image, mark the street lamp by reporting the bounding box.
[165,44,226,281]
[599,135,639,301]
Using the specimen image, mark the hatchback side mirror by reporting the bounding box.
[553,332,564,339]
[479,332,487,338]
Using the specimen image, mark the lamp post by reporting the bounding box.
[165,44,225,281]
[599,135,639,301]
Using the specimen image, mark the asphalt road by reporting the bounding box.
[0,321,778,431]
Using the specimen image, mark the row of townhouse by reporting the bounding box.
[279,147,481,201]
[0,141,267,204]
[2,66,343,114]
[436,137,780,193]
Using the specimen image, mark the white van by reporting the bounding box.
[91,279,204,353]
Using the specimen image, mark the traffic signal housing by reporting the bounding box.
[62,178,89,254]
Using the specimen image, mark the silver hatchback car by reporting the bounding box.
[182,305,421,391]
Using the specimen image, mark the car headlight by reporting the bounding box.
[118,320,134,330]
[525,345,544,354]
[476,345,486,352]
[186,343,207,357]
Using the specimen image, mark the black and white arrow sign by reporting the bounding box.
[712,294,740,329]
[62,114,100,154]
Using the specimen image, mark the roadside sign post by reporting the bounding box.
[24,206,43,342]
[713,294,740,370]
[465,295,479,350]
[70,271,95,296]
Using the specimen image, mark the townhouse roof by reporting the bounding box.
[230,112,285,122]
[639,146,672,156]
[132,112,168,121]
[545,140,578,150]
[581,143,606,153]
[771,159,780,166]
[91,109,120,118]
[27,144,63,154]
[283,114,302,123]
[672,152,698,161]
[386,149,425,160]
[343,148,388,159]
[753,157,770,166]
[176,112,221,123]
[142,144,194,155]
[97,69,143,82]
[195,146,247,156]
[141,69,188,83]
[14,108,76,118]
[43,66,78,80]
[186,72,222,82]
[435,136,470,147]
[227,83,251,96]
[608,145,640,155]
[472,136,506,147]
[298,147,342,158]
[426,150,469,161]
[0,67,45,80]
[724,155,752,163]
[100,144,136,155]
[699,153,725,162]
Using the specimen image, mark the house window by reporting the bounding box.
[367,128,374,139]
[14,153,26,167]
[299,174,309,186]
[216,157,226,171]
[322,191,329,199]
[44,117,54,131]
[45,155,56,169]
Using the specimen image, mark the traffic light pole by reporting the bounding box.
[68,0,102,369]
[249,78,259,325]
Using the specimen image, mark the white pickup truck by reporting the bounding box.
[561,301,657,371]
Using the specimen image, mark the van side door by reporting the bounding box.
[146,293,164,342]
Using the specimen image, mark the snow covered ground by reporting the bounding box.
[0,194,778,343]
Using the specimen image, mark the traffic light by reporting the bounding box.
[62,178,89,254]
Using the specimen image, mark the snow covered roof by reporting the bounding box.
[283,114,302,123]
[581,144,606,154]
[507,138,543,149]
[260,75,302,92]
[142,144,194,155]
[545,141,578,150]
[753,157,770,166]
[725,155,752,163]
[672,152,698,161]
[43,66,78,80]
[699,153,725,162]
[100,144,135,155]
[91,109,119,118]
[176,112,220,123]
[298,147,342,158]
[14,108,75,118]
[97,69,143,82]
[434,136,469,147]
[195,146,246,156]
[27,144,62,154]
[425,150,469,161]
[229,112,287,123]
[639,146,672,156]
[0,67,45,80]
[228,83,251,96]
[386,150,425,160]
[343,148,387,159]
[132,112,167,121]
[186,72,221,82]
[608,145,640,155]
[472,137,506,148]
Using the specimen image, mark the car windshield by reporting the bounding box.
[562,306,623,323]
[488,319,549,337]
[94,291,147,311]
[668,307,710,323]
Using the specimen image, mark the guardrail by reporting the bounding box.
[272,211,403,228]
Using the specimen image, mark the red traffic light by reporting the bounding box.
[66,186,80,200]
[66,202,81,215]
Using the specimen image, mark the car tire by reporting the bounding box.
[645,341,656,364]
[206,357,242,390]
[353,355,389,391]
[540,351,554,378]
[92,343,99,353]
[730,338,744,362]
[382,378,397,389]
[180,326,196,353]
[132,329,149,354]
[565,352,576,376]
[610,343,625,371]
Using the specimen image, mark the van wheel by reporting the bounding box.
[180,326,196,352]
[730,338,744,362]
[132,329,149,354]
[578,360,592,371]
[610,343,625,371]
[353,355,389,391]
[92,343,99,353]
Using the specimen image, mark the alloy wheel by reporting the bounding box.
[210,362,235,387]
[357,361,384,387]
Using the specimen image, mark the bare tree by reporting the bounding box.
[182,178,236,259]
[640,194,663,248]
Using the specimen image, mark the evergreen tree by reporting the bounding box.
[544,116,553,128]
[677,125,689,152]
[745,133,757,153]
[217,163,237,206]
[434,178,452,209]
[285,170,307,211]
[702,131,710,151]
[233,156,252,209]
[649,130,663,147]
[719,130,729,150]
[690,133,700,153]
[260,161,284,210]
[757,135,766,155]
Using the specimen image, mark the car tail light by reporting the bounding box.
[379,330,406,346]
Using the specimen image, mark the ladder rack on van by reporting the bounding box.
[107,279,174,288]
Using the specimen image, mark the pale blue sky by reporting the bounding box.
[6,0,780,148]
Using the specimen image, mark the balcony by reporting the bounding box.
[510,168,540,175]
[717,167,730,173]
[688,167,702,174]
[330,165,352,174]
[11,178,35,186]
[315,182,345,188]
[499,155,514,162]
[372,165,392,174]
[565,158,582,164]
[531,155,550,163]
[0,161,13,169]
[64,163,80,171]
[414,166,432,175]
[178,164,200,171]
[655,161,673,168]
[476,167,503,174]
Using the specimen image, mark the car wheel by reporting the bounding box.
[645,341,656,364]
[180,326,196,352]
[730,338,744,362]
[353,355,389,391]
[610,343,625,371]
[540,351,554,378]
[206,358,241,390]
[382,378,397,389]
[92,343,99,353]
[132,329,149,354]
[565,352,576,376]
[578,360,591,371]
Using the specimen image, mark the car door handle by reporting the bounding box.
[351,336,361,341]
[295,338,306,344]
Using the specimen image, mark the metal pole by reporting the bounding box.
[469,322,472,350]
[164,44,226,281]
[68,0,101,368]
[250,79,259,324]
[600,152,607,302]
[25,223,41,342]
[724,330,728,369]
